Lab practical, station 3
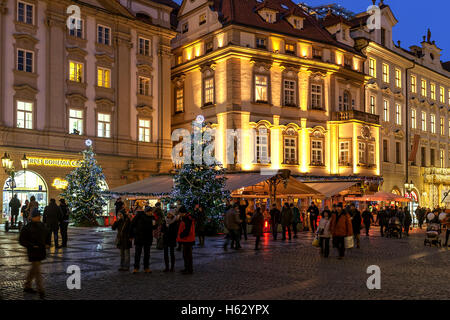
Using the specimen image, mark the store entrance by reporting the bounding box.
[2,171,48,220]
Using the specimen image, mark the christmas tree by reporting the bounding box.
[170,117,230,234]
[61,141,107,226]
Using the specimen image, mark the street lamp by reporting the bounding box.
[2,153,29,221]
[21,154,28,170]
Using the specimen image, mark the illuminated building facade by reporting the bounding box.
[0,0,177,213]
[349,2,450,209]
[171,0,382,195]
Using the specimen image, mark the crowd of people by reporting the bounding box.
[13,194,450,299]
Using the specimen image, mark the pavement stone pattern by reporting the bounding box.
[0,225,448,300]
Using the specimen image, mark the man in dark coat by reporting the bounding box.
[251,207,264,250]
[403,209,412,236]
[269,204,281,240]
[291,203,300,239]
[21,200,30,226]
[130,207,155,273]
[362,208,374,237]
[307,202,319,233]
[43,199,62,248]
[162,208,179,272]
[281,203,293,241]
[377,208,387,237]
[238,199,249,241]
[114,197,124,217]
[19,208,48,299]
[9,194,21,226]
[351,205,362,248]
[59,199,70,248]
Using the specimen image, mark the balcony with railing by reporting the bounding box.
[331,110,380,125]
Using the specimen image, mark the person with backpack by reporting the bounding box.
[59,199,70,248]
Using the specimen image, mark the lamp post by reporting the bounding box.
[404,180,414,223]
[2,153,28,216]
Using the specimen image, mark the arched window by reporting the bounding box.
[255,124,270,164]
[283,127,298,165]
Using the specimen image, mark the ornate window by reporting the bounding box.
[138,76,151,96]
[383,99,389,122]
[311,84,323,110]
[201,67,215,107]
[369,58,376,78]
[97,113,111,138]
[339,140,351,166]
[69,61,83,82]
[310,130,325,166]
[440,117,445,136]
[16,101,33,129]
[421,79,427,97]
[68,18,83,38]
[411,75,417,93]
[255,125,270,164]
[138,37,151,56]
[421,111,427,131]
[97,67,111,88]
[430,83,436,100]
[17,1,34,25]
[439,86,445,104]
[138,119,151,142]
[283,80,296,107]
[395,68,401,88]
[340,91,350,111]
[395,103,401,125]
[17,49,33,73]
[430,114,436,134]
[255,75,268,103]
[382,63,389,83]
[283,128,297,165]
[69,109,83,135]
[369,96,376,114]
[97,25,111,45]
[411,109,417,129]
[358,142,366,165]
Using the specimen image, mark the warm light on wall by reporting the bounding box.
[185,46,193,61]
[216,113,226,166]
[271,37,281,53]
[241,113,253,171]
[217,33,225,48]
[300,118,308,173]
[195,43,201,57]
[335,51,343,65]
[353,58,360,71]
[270,116,281,170]
[352,123,359,174]
[374,126,380,176]
[299,43,310,58]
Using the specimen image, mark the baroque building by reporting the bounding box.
[171,0,382,202]
[0,0,177,212]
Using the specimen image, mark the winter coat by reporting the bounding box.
[194,208,207,233]
[153,208,164,239]
[9,197,21,215]
[269,208,281,224]
[177,213,195,244]
[162,216,179,247]
[19,221,48,262]
[250,211,264,237]
[114,200,124,214]
[112,217,132,249]
[292,207,301,224]
[281,206,293,226]
[60,204,70,223]
[224,208,241,231]
[362,210,374,226]
[238,200,249,224]
[404,212,412,226]
[351,210,362,235]
[27,200,39,215]
[308,205,319,221]
[317,218,331,238]
[130,211,155,246]
[330,212,353,237]
[43,203,62,230]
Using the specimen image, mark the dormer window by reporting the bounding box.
[265,12,274,23]
[182,22,189,34]
[256,37,267,50]
[285,43,295,55]
[291,17,304,30]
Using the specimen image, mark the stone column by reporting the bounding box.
[45,9,66,133]
[115,30,132,141]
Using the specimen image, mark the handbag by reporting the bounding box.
[344,236,354,249]
[312,236,320,248]
[156,236,164,250]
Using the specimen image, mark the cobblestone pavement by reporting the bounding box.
[0,225,448,300]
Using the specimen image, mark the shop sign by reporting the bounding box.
[28,157,82,168]
[52,178,69,190]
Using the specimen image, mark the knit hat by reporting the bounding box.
[31,208,40,218]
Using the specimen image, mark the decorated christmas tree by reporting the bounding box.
[170,117,230,234]
[61,141,107,226]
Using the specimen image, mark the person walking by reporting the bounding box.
[416,206,424,229]
[19,208,48,299]
[250,207,264,250]
[59,199,70,248]
[224,204,242,250]
[114,197,124,217]
[351,205,362,248]
[9,194,21,226]
[269,204,281,240]
[403,209,412,237]
[27,196,39,215]
[291,203,300,239]
[177,206,196,275]
[112,209,132,271]
[162,209,179,272]
[238,198,249,241]
[194,203,206,247]
[377,207,386,237]
[307,202,319,233]
[43,199,62,248]
[21,200,30,226]
[317,210,332,257]
[330,203,353,260]
[281,203,293,241]
[153,202,164,248]
[131,206,154,274]
[361,207,374,237]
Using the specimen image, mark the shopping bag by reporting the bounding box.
[344,236,354,249]
[312,237,320,248]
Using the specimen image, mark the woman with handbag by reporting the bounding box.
[317,211,331,258]
[330,203,353,260]
[112,209,133,271]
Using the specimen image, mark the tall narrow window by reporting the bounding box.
[339,141,350,165]
[285,43,295,55]
[358,142,366,164]
[369,96,376,114]
[256,37,267,49]
[284,137,297,164]
[17,49,33,73]
[68,18,83,38]
[440,117,445,136]
[383,140,388,162]
[382,63,389,83]
[256,128,269,163]
[97,67,111,88]
[343,91,350,111]
[381,28,386,46]
[175,88,184,113]
[368,144,375,165]
[395,142,401,164]
[421,79,427,97]
[311,84,322,110]
[138,119,151,142]
[311,140,323,165]
[16,101,33,129]
[383,100,389,122]
[97,113,111,138]
[395,103,401,125]
[283,80,296,107]
[138,37,151,56]
[430,149,435,166]
[203,77,214,106]
[369,58,376,78]
[421,147,426,167]
[395,68,401,88]
[138,77,150,96]
[69,109,83,135]
[17,1,33,24]
[411,109,417,129]
[97,25,111,45]
[430,83,436,100]
[69,61,83,82]
[440,86,445,104]
[182,22,189,34]
[255,75,268,103]
[421,111,427,131]
[411,75,417,93]
[440,149,445,168]
[430,114,436,134]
